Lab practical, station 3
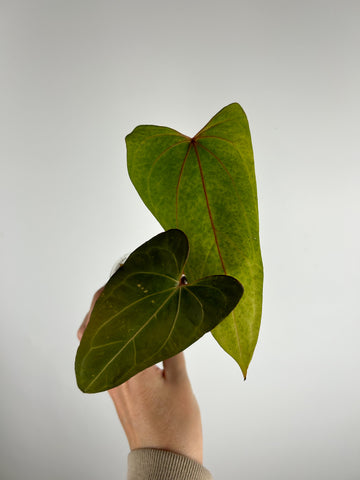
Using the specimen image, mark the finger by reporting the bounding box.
[77,313,89,341]
[163,352,187,381]
[77,287,105,341]
[108,385,132,427]
[108,383,128,403]
[90,286,105,309]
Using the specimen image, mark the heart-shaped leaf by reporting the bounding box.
[126,103,263,378]
[75,229,243,393]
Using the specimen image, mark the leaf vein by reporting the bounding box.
[148,140,190,210]
[197,135,258,216]
[131,132,188,151]
[89,287,175,344]
[193,142,227,274]
[197,141,256,255]
[184,288,205,326]
[84,290,178,390]
[195,116,237,137]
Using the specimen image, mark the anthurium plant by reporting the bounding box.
[75,103,263,393]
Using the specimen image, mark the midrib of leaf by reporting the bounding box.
[84,288,179,391]
[193,140,227,274]
[196,140,256,257]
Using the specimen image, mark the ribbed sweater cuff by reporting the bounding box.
[127,448,214,480]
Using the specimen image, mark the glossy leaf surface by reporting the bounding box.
[75,229,243,393]
[127,103,263,378]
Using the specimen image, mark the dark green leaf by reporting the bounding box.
[126,103,263,378]
[75,229,243,393]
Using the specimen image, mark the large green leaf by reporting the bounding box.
[126,103,263,378]
[75,229,243,393]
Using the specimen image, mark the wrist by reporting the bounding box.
[128,449,213,480]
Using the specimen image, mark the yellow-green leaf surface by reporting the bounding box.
[126,103,263,378]
[75,229,243,393]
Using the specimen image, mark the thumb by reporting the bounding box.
[163,352,187,382]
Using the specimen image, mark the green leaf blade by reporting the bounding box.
[127,103,263,378]
[75,230,243,393]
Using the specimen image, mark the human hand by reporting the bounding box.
[78,287,203,464]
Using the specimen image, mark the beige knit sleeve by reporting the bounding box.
[127,448,214,480]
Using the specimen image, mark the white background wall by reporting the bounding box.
[1,1,359,479]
